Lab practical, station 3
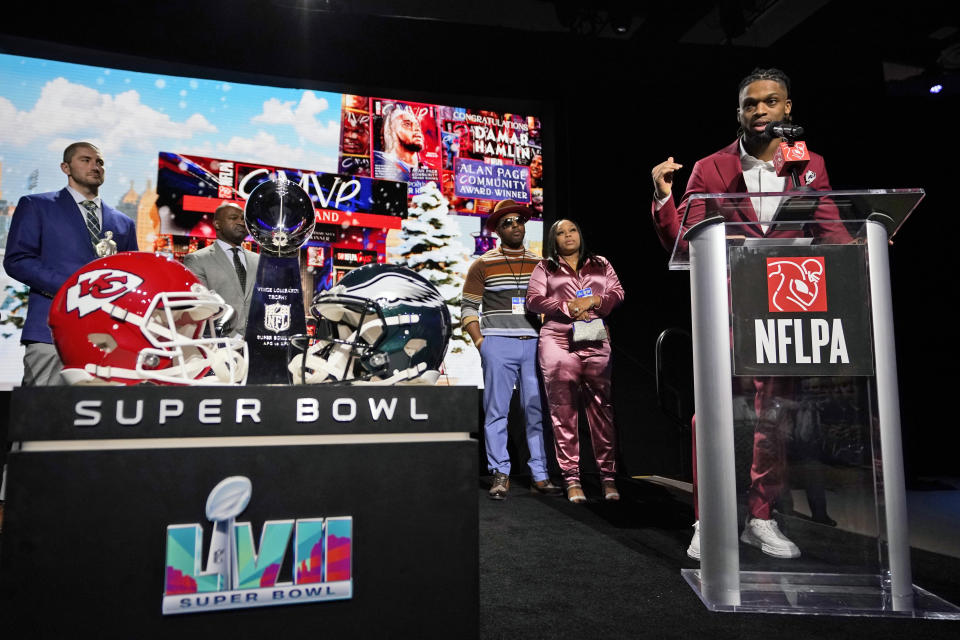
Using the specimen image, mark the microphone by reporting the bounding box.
[770,121,811,184]
[765,121,805,139]
[773,139,810,178]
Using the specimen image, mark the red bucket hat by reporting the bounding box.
[484,199,534,232]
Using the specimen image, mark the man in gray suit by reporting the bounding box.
[183,203,260,337]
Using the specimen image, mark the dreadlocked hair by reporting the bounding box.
[736,67,792,138]
[738,67,791,98]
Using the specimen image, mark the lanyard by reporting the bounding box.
[501,248,526,298]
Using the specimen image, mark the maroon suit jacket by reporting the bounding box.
[651,140,848,253]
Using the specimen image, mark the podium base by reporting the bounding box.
[682,569,960,619]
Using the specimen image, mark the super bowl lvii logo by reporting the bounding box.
[162,476,353,615]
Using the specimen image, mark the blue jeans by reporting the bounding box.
[480,336,548,481]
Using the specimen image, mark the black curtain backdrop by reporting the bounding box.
[2,1,956,477]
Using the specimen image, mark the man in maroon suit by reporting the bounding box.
[651,69,848,253]
[650,68,845,562]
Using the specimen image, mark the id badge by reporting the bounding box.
[575,287,593,299]
[512,296,525,314]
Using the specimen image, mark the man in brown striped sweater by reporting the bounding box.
[462,200,560,500]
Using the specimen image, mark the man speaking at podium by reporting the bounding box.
[649,68,845,562]
[650,67,847,252]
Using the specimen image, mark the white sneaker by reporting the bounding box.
[686,521,700,560]
[740,517,801,558]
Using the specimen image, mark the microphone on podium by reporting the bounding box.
[765,121,804,140]
[768,121,811,187]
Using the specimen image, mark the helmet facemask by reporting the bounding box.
[288,293,428,384]
[135,287,248,385]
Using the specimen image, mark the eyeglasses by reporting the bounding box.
[499,216,524,229]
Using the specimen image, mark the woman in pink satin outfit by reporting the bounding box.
[526,220,625,503]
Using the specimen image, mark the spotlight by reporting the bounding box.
[608,9,632,35]
[929,84,944,94]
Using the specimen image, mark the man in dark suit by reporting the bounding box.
[649,68,846,562]
[4,141,138,386]
[183,202,259,337]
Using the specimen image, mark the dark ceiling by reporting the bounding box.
[268,0,958,93]
[1,1,956,96]
[277,1,957,68]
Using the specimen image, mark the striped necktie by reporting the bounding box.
[80,200,101,247]
[231,247,247,291]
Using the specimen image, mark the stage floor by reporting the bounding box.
[478,474,960,639]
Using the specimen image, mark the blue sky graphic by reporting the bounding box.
[0,53,342,205]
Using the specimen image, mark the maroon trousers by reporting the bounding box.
[692,377,792,520]
[538,326,617,485]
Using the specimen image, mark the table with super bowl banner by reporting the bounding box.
[0,384,479,638]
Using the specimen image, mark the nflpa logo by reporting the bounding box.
[781,141,808,162]
[767,257,826,312]
[773,140,810,175]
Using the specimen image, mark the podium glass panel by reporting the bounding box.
[667,188,924,270]
[671,190,960,618]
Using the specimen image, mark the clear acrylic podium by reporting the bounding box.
[669,189,960,618]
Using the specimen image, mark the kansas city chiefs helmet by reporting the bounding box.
[288,263,451,384]
[49,251,248,385]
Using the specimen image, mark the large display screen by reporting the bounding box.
[0,52,545,386]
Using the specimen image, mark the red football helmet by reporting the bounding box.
[49,252,248,385]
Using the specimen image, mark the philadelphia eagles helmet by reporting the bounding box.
[289,263,451,384]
